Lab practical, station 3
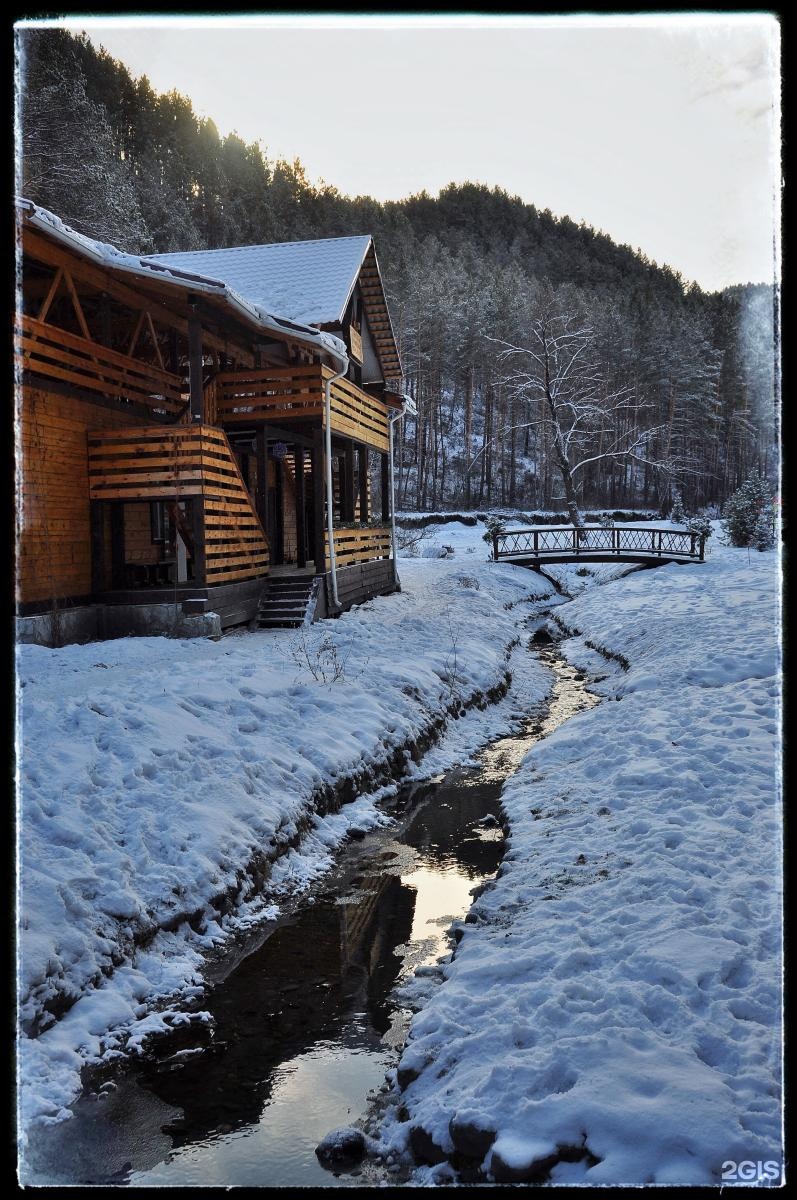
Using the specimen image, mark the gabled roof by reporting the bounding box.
[149,235,403,381]
[149,236,371,327]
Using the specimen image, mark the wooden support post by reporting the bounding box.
[110,503,125,589]
[312,428,326,573]
[381,453,390,521]
[168,329,180,374]
[188,312,204,423]
[90,501,105,595]
[344,444,355,521]
[295,446,307,568]
[357,445,369,524]
[191,496,206,585]
[255,427,268,530]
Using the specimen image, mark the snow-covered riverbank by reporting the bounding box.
[383,537,782,1186]
[16,545,553,1134]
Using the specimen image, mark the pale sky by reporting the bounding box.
[21,14,781,292]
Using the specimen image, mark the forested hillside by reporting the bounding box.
[17,29,778,514]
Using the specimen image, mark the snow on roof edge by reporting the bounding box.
[16,198,348,369]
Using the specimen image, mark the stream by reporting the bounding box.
[22,625,600,1187]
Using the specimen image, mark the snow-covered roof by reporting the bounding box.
[148,236,373,328]
[16,198,348,369]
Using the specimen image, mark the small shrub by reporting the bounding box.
[686,514,713,541]
[482,516,506,558]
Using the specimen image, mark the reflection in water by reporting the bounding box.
[23,642,599,1188]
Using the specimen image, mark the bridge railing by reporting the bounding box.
[493,525,706,563]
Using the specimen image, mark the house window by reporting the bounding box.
[150,500,169,543]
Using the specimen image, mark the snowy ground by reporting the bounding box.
[16,518,782,1187]
[16,531,554,1135]
[381,532,783,1186]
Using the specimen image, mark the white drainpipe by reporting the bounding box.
[388,407,405,571]
[324,361,348,609]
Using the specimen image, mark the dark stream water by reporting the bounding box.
[23,638,599,1187]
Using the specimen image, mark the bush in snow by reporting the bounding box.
[720,473,775,548]
[686,513,713,542]
[482,517,506,558]
[396,523,437,557]
[289,631,358,684]
[599,512,615,529]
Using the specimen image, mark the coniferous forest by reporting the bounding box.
[17,29,779,515]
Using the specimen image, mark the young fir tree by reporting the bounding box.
[753,510,775,551]
[670,492,687,524]
[721,474,774,547]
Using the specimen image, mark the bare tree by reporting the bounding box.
[489,308,666,527]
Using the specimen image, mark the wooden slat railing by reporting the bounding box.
[324,367,389,453]
[87,424,270,586]
[216,365,324,424]
[15,314,184,414]
[493,525,706,565]
[326,525,391,568]
[216,365,390,453]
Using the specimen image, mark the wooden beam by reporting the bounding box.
[381,453,390,521]
[343,441,355,516]
[110,503,125,589]
[358,445,369,523]
[312,428,326,573]
[188,314,204,422]
[191,496,206,585]
[90,500,105,594]
[62,268,94,344]
[37,267,64,324]
[145,311,165,370]
[127,309,145,357]
[295,445,307,568]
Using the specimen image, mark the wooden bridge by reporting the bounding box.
[493,525,706,568]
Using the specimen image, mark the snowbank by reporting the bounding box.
[388,541,782,1186]
[16,548,552,1131]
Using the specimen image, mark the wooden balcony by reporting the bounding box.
[15,313,185,416]
[87,424,269,586]
[216,365,390,453]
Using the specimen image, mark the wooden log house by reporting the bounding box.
[15,199,407,645]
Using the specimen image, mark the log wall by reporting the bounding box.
[16,384,141,605]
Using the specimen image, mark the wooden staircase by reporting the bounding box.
[256,573,317,629]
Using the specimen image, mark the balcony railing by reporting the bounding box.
[15,313,184,415]
[216,365,390,453]
[326,525,392,568]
